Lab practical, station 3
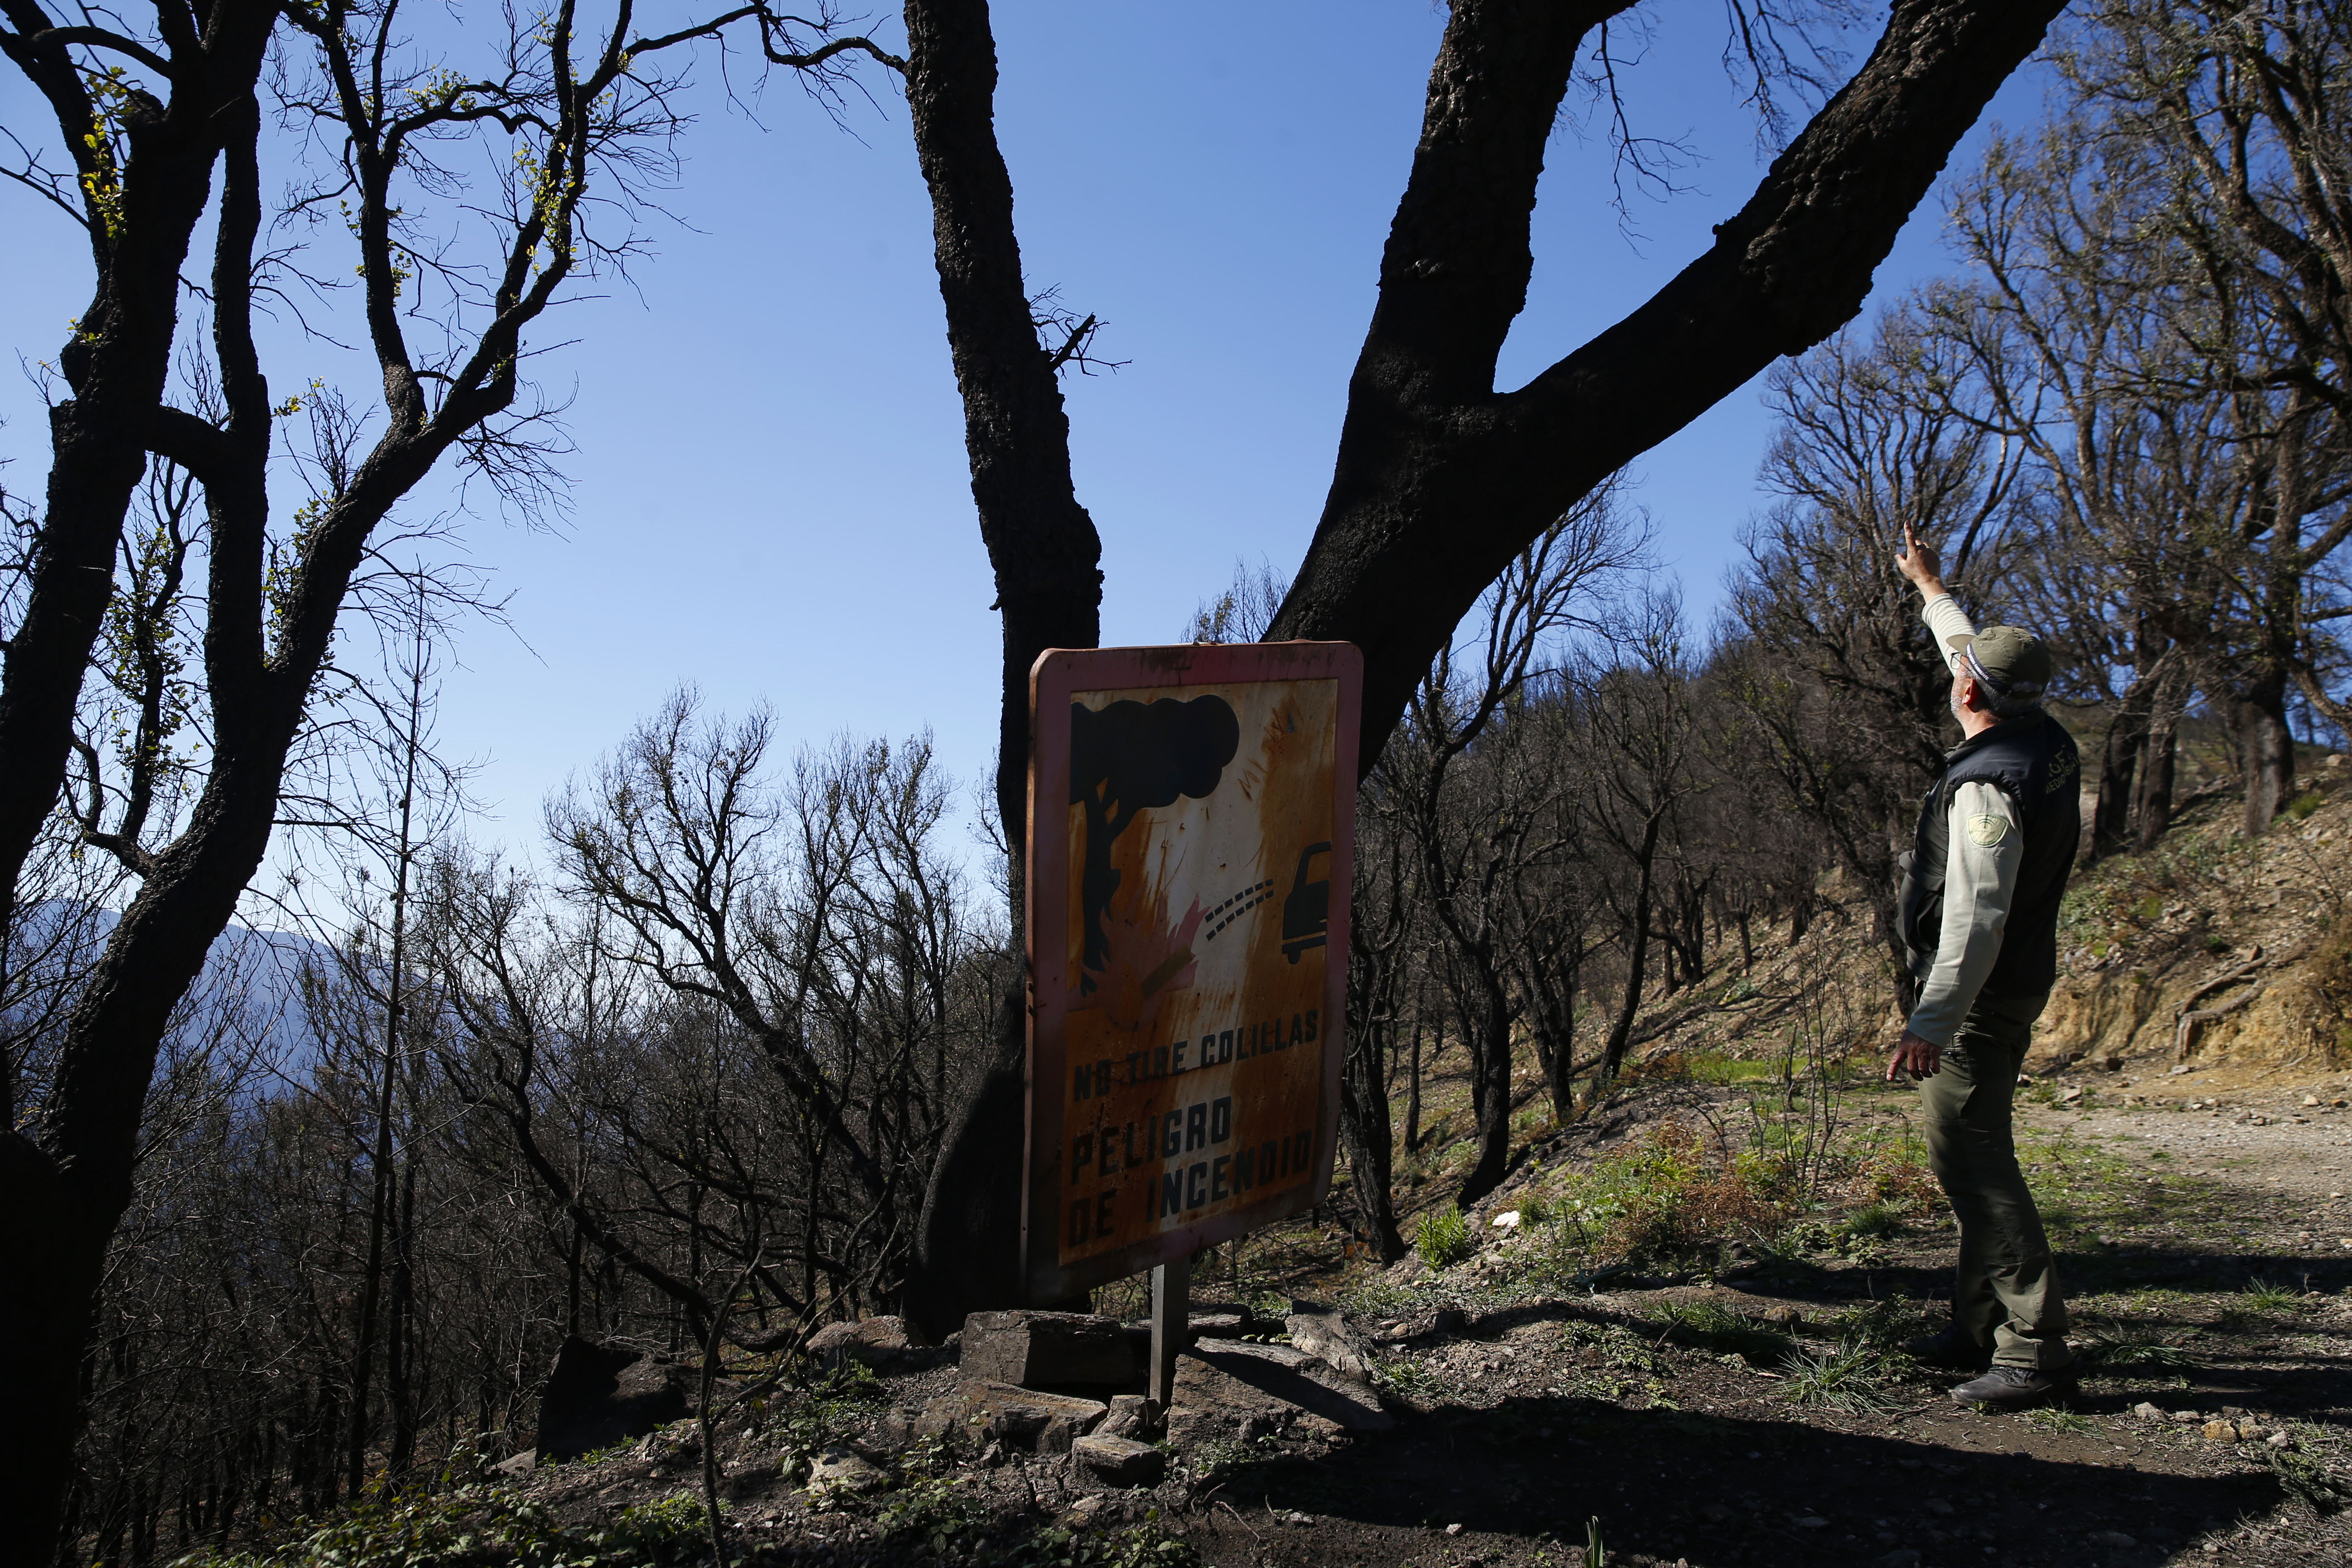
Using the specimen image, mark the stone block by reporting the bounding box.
[805,1445,888,1496]
[534,1338,701,1461]
[805,1315,916,1372]
[960,1310,1136,1389]
[1285,1303,1374,1383]
[1073,1433,1167,1487]
[1165,1338,1393,1446]
[917,1381,1107,1455]
[1367,1307,1463,1344]
[1097,1393,1156,1440]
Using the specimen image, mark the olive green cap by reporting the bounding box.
[1946,624,2053,700]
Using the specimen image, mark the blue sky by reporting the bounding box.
[0,4,2051,856]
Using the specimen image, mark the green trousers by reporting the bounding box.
[1918,990,2072,1369]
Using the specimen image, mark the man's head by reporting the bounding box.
[1945,624,2053,726]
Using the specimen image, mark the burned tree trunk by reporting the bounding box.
[897,0,1104,1340]
[1269,0,2073,765]
[2092,666,2158,862]
[897,0,2068,1331]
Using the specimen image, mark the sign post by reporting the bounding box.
[1148,1255,1189,1410]
[1023,642,1361,1310]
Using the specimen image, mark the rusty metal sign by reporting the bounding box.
[1022,642,1361,1303]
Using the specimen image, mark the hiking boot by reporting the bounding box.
[1950,1363,2078,1409]
[1903,1326,1993,1373]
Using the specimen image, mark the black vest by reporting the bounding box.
[1898,711,2082,998]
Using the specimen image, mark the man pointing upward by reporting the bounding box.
[1891,522,2082,1408]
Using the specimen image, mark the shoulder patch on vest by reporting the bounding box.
[1967,813,2010,848]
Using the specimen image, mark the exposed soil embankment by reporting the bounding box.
[2029,760,2352,1094]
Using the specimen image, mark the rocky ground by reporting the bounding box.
[477,1068,2352,1568]
[430,774,2352,1568]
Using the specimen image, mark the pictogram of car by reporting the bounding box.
[1281,842,1332,962]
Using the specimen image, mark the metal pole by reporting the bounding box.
[1148,1252,1191,1412]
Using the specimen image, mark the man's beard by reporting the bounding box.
[1950,686,1966,724]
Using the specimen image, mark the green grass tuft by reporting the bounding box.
[2263,1438,2350,1514]
[2242,1277,2299,1312]
[1647,1300,1798,1366]
[1415,1205,1476,1269]
[2024,1406,2096,1434]
[1842,1200,1910,1241]
[2079,1323,2201,1375]
[1780,1337,1914,1414]
[166,1483,713,1568]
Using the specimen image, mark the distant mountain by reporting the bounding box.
[6,903,336,1071]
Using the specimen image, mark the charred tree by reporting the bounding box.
[895,0,2067,1325]
[896,0,1105,1340]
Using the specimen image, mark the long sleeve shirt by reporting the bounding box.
[1905,593,2025,1047]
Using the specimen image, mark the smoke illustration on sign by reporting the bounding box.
[1068,695,1240,991]
[1026,642,1359,1302]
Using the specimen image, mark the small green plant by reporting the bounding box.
[167,1481,710,1568]
[1182,1430,1285,1489]
[1517,1189,1555,1225]
[1416,1204,1475,1268]
[1780,1337,1911,1414]
[1554,1122,1789,1263]
[2286,792,2326,821]
[875,1468,1000,1558]
[2079,1323,2200,1374]
[1842,1200,1909,1241]
[1582,1514,1608,1568]
[772,1363,888,1481]
[561,1436,637,1469]
[1559,1319,1667,1376]
[608,1494,715,1565]
[2205,934,2233,955]
[1835,1296,1938,1353]
[871,1462,1205,1567]
[2261,1436,2349,1514]
[1686,1050,1775,1084]
[1055,1518,1204,1568]
[2023,1406,2096,1434]
[1647,1300,1796,1366]
[1375,1354,1441,1400]
[2242,1277,2299,1312]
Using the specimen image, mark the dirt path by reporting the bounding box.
[496,1071,2352,1568]
[2038,1076,2352,1210]
[1166,1077,2352,1568]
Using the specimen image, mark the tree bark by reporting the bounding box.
[897,0,1101,845]
[0,0,276,1059]
[1337,1033,1405,1261]
[3,0,642,1541]
[1597,813,1665,1093]
[2241,674,2296,834]
[2092,673,2156,862]
[1405,1014,1425,1152]
[897,0,2068,1334]
[0,18,275,1540]
[2135,664,2188,853]
[896,0,1104,1339]
[1458,973,1516,1206]
[1269,0,2072,767]
[1538,988,1578,1128]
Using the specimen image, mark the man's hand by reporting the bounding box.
[1896,522,1946,598]
[1887,1030,1943,1082]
